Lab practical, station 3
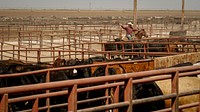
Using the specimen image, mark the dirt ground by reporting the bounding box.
[1,9,200,63]
[0,9,200,18]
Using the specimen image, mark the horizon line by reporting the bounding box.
[0,8,200,11]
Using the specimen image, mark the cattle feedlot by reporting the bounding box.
[0,9,200,112]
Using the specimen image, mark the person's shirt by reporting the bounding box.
[121,25,137,35]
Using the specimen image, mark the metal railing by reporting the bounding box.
[0,60,199,112]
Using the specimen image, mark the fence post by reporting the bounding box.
[81,44,84,60]
[69,44,71,59]
[18,31,21,61]
[113,85,119,112]
[40,33,43,48]
[75,39,77,59]
[26,48,28,63]
[0,94,8,112]
[13,45,15,60]
[51,35,53,56]
[199,93,200,112]
[143,44,147,58]
[1,42,3,60]
[102,43,106,58]
[58,51,61,59]
[53,47,55,61]
[171,71,179,112]
[124,78,133,112]
[46,71,50,112]
[150,24,153,37]
[68,84,77,112]
[105,65,110,106]
[37,49,41,63]
[63,37,65,58]
[199,92,200,112]
[88,43,91,58]
[122,43,125,59]
[32,98,39,112]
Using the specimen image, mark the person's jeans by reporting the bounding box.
[126,34,132,40]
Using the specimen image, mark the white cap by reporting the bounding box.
[127,22,133,26]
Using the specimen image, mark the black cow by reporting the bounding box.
[169,62,196,77]
[119,82,165,112]
[170,62,193,68]
[87,66,165,112]
[51,58,92,80]
[0,58,93,111]
[105,39,144,59]
[147,39,168,53]
[50,58,94,111]
[89,56,108,62]
[86,66,118,109]
[0,60,47,87]
[0,60,50,111]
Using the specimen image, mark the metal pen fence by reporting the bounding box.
[0,60,199,112]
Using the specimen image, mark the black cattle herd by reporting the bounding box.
[105,36,200,59]
[105,38,178,58]
[0,57,197,112]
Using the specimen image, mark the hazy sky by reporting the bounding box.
[0,0,199,10]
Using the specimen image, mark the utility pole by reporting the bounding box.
[133,0,137,27]
[89,2,91,10]
[181,0,185,30]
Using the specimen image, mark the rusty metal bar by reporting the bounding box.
[37,50,41,62]
[12,45,15,60]
[1,42,200,62]
[22,96,111,112]
[39,33,43,48]
[18,31,21,60]
[199,93,200,112]
[0,65,200,95]
[68,84,77,112]
[32,98,39,112]
[78,92,189,112]
[78,101,129,112]
[180,70,200,77]
[46,71,50,112]
[0,67,199,111]
[62,37,65,58]
[49,96,111,110]
[25,48,27,63]
[133,93,176,106]
[53,47,55,61]
[124,78,133,112]
[41,90,199,112]
[0,94,8,112]
[7,74,199,104]
[171,71,179,112]
[113,86,119,112]
[179,102,199,111]
[58,51,61,59]
[1,42,3,60]
[81,44,84,60]
[0,59,152,78]
[105,65,110,107]
[154,102,199,112]
[8,81,122,104]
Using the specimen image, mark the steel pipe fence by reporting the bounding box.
[0,61,199,112]
[1,37,200,63]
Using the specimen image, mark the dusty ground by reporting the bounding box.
[0,9,200,18]
[0,9,200,63]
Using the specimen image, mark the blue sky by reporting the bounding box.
[0,0,199,10]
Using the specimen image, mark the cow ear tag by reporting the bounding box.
[73,69,77,73]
